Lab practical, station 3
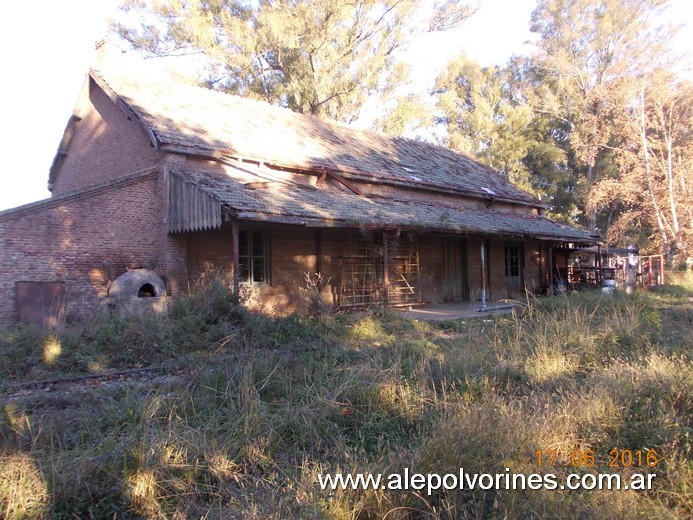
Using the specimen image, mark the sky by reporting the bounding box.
[0,0,690,211]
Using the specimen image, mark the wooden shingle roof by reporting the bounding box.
[82,69,595,243]
[173,170,596,243]
[91,69,541,207]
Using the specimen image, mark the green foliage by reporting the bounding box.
[527,0,671,234]
[435,53,586,215]
[437,56,534,187]
[0,270,242,382]
[115,0,474,122]
[432,0,690,250]
[374,93,433,136]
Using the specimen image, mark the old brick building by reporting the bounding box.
[0,68,597,327]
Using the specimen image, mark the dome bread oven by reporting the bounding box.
[103,269,169,318]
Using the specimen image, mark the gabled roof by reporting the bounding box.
[89,69,541,207]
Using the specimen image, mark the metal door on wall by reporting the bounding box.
[442,239,469,301]
[505,242,524,296]
[15,281,65,327]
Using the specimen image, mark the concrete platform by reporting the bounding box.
[391,301,519,321]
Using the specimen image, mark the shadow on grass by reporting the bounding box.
[1,281,691,518]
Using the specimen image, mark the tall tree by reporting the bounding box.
[373,92,432,136]
[435,56,536,191]
[528,0,669,233]
[114,0,474,122]
[591,71,693,259]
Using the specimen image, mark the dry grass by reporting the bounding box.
[0,275,691,518]
[0,453,49,519]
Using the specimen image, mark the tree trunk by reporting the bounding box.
[661,103,681,237]
[587,164,597,234]
[639,88,670,257]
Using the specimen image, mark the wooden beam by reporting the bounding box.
[383,232,389,307]
[159,145,552,208]
[316,229,322,275]
[320,166,364,196]
[231,219,240,303]
[480,240,487,310]
[548,244,554,295]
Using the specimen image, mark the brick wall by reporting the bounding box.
[468,239,546,300]
[262,225,321,312]
[467,239,510,301]
[158,155,189,294]
[178,222,557,313]
[186,226,232,282]
[183,222,330,314]
[487,240,507,299]
[50,76,161,196]
[418,234,444,304]
[0,172,164,326]
[1,184,554,327]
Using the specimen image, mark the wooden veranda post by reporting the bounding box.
[660,254,665,285]
[548,245,553,295]
[382,232,389,307]
[480,241,487,310]
[231,220,240,303]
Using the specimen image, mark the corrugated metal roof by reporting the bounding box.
[92,69,541,206]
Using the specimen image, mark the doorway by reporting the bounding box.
[442,239,469,301]
[505,242,524,296]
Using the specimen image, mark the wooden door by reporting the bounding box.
[442,239,469,301]
[505,242,524,297]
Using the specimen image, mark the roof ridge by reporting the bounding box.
[89,68,541,206]
[92,66,317,117]
[90,67,501,164]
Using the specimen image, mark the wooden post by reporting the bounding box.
[596,244,602,284]
[637,254,642,287]
[480,240,487,310]
[648,256,653,286]
[548,244,553,295]
[231,219,240,303]
[622,257,627,285]
[315,229,322,275]
[382,232,389,307]
[660,253,665,285]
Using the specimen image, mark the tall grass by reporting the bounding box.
[1,278,691,518]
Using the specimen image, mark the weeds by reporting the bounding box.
[298,272,333,317]
[0,281,691,518]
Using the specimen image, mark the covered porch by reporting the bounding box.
[167,170,600,313]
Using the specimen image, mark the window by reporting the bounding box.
[239,229,269,284]
[505,244,521,278]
